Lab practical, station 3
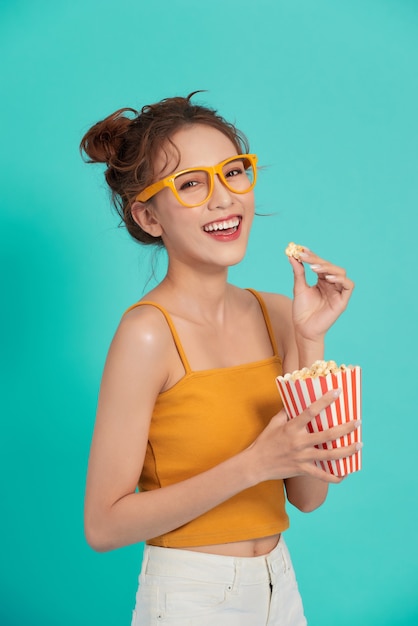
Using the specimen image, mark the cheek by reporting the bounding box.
[243,188,255,206]
[243,191,255,218]
[156,212,197,246]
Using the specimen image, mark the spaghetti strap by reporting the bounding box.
[246,289,279,357]
[123,301,192,374]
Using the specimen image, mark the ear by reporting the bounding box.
[131,201,163,238]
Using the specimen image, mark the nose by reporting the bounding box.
[207,174,234,210]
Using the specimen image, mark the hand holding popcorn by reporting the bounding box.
[249,389,360,484]
[284,242,355,343]
[276,361,362,476]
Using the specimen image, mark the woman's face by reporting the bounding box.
[135,124,255,272]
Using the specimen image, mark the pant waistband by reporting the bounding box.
[142,536,290,586]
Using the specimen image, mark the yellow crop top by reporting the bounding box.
[125,289,289,547]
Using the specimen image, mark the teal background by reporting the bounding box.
[1,0,417,624]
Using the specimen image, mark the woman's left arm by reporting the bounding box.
[267,249,355,512]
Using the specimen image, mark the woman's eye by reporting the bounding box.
[176,172,207,192]
[225,166,244,178]
[180,180,199,190]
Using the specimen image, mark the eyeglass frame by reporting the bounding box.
[135,153,258,208]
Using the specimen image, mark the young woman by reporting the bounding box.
[81,93,358,626]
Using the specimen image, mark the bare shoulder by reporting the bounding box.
[104,302,175,393]
[119,302,174,351]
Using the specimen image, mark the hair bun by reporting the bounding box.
[80,108,137,165]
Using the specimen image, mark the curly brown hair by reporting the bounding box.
[80,92,250,246]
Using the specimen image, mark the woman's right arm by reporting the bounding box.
[84,307,263,551]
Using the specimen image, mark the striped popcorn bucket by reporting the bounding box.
[276,367,362,476]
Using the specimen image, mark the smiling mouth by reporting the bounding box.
[203,217,241,233]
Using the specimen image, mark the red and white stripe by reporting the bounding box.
[276,367,362,476]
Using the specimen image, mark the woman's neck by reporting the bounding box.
[154,266,236,325]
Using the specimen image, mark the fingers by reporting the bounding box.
[297,249,355,294]
[260,392,362,483]
[294,390,362,448]
[296,389,341,427]
[292,392,362,472]
[287,255,308,296]
[309,418,361,448]
[293,430,361,484]
[314,439,362,461]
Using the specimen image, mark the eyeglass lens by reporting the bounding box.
[173,156,255,205]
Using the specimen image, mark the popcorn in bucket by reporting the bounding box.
[276,361,362,476]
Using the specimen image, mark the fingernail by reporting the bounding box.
[325,274,336,281]
[331,388,341,398]
[310,264,321,270]
[355,420,362,428]
[355,442,363,451]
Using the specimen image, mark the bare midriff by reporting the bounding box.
[181,533,281,557]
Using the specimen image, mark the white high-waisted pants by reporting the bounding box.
[131,537,307,625]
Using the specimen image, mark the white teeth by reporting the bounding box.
[204,218,240,232]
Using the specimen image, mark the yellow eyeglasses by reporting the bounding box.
[136,154,257,208]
